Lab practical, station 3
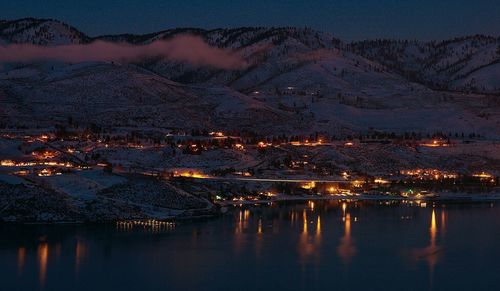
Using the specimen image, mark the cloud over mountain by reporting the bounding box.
[0,35,247,69]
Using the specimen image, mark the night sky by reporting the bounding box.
[2,0,500,40]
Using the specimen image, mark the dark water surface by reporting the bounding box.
[1,200,500,291]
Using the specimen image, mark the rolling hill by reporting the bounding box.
[1,18,499,137]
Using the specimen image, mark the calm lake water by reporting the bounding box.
[1,200,500,291]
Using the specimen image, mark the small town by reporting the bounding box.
[1,125,499,222]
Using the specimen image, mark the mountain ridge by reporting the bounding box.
[1,18,499,137]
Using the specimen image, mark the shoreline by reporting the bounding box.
[217,192,500,206]
[2,193,499,225]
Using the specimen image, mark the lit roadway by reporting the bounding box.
[188,176,348,183]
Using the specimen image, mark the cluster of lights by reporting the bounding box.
[472,172,493,179]
[420,140,449,147]
[258,141,273,148]
[32,151,58,159]
[37,168,62,177]
[173,171,209,179]
[401,169,458,180]
[327,186,338,194]
[374,178,390,184]
[116,220,175,229]
[300,181,316,190]
[233,171,252,177]
[351,180,364,188]
[472,172,496,183]
[290,160,308,168]
[290,139,325,147]
[1,160,73,168]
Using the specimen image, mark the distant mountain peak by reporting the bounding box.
[1,17,499,94]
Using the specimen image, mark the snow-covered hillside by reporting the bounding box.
[352,36,500,94]
[0,18,499,136]
[0,62,307,134]
[0,18,88,45]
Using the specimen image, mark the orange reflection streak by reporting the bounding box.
[426,209,440,287]
[234,210,245,254]
[75,240,87,275]
[291,211,298,227]
[255,218,263,258]
[17,247,26,276]
[302,209,308,234]
[428,209,438,271]
[411,208,442,287]
[298,210,322,261]
[338,213,356,264]
[309,201,315,211]
[37,243,48,287]
[431,209,436,242]
[316,216,321,237]
[235,210,248,234]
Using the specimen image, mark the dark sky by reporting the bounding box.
[2,0,499,40]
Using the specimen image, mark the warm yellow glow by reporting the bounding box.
[402,169,458,180]
[33,150,57,159]
[345,213,351,235]
[420,140,448,147]
[430,209,437,245]
[209,131,225,137]
[316,216,321,236]
[37,168,61,177]
[173,171,209,179]
[0,160,15,166]
[301,181,316,190]
[338,213,356,264]
[302,209,308,234]
[374,178,389,184]
[327,186,338,194]
[351,180,364,188]
[473,172,492,179]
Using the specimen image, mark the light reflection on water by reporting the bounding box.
[37,242,48,287]
[17,246,25,276]
[1,200,500,291]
